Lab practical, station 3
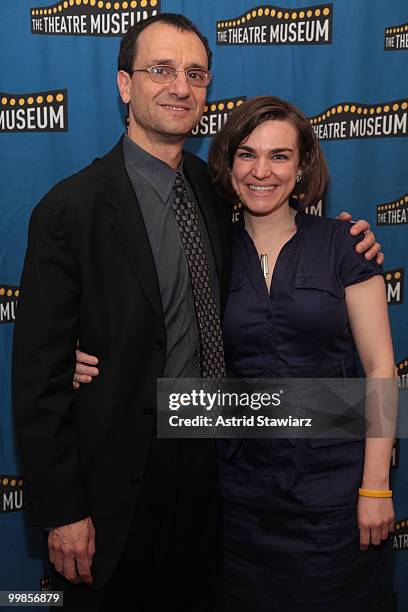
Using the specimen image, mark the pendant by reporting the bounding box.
[260,254,269,278]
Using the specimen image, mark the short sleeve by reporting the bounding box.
[336,222,383,288]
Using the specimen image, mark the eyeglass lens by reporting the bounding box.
[150,65,211,87]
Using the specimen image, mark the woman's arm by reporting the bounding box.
[345,275,396,550]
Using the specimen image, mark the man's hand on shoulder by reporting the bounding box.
[337,211,384,265]
[48,516,96,584]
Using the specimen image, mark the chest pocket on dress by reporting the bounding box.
[294,274,344,313]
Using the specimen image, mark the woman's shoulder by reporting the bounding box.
[298,212,381,284]
[299,211,351,232]
[299,212,362,247]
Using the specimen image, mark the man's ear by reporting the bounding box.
[117,70,131,104]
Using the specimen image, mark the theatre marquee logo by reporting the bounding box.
[0,285,19,323]
[295,194,325,216]
[30,0,160,36]
[391,438,399,470]
[0,91,67,132]
[216,4,332,46]
[385,21,408,51]
[397,357,408,390]
[310,99,408,140]
[190,97,247,138]
[0,476,25,513]
[393,518,408,551]
[377,193,408,226]
[384,268,404,305]
[304,200,325,216]
[41,577,52,592]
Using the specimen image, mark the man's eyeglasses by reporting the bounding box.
[129,65,213,88]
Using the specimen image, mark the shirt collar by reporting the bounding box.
[123,133,183,203]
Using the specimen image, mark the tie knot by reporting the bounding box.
[174,172,187,198]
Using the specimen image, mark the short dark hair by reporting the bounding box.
[209,96,329,209]
[118,13,212,73]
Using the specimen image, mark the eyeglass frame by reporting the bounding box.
[129,64,213,88]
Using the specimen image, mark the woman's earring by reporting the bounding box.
[296,170,302,183]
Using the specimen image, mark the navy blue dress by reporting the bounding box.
[218,210,393,612]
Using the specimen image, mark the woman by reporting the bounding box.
[74,97,395,611]
[209,96,395,611]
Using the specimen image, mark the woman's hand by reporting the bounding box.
[357,495,394,551]
[73,349,99,389]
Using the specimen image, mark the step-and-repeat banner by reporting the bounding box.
[1,0,407,608]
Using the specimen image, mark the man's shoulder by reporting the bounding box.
[183,149,226,206]
[38,139,123,215]
[182,149,213,189]
[183,149,209,173]
[45,158,105,201]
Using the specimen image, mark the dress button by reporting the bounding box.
[130,476,141,486]
[155,338,165,349]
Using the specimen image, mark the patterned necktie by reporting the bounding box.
[172,172,226,378]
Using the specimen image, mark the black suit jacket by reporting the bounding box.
[12,138,232,587]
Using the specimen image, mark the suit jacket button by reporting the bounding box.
[131,476,141,486]
[155,338,165,349]
[144,406,153,416]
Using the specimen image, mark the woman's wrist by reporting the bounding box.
[359,487,392,498]
[361,476,390,490]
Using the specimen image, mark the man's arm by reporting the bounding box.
[70,214,384,389]
[12,202,94,582]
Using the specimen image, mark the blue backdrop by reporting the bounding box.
[1,1,407,609]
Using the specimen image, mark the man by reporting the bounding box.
[13,13,231,611]
[13,12,381,612]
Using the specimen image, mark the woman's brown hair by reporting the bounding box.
[208,95,329,209]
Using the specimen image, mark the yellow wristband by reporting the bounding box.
[358,488,392,498]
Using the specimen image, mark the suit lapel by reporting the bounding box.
[99,141,225,323]
[100,139,164,322]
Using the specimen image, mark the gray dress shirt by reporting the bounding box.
[123,134,218,379]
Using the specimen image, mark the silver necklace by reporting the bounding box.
[258,208,297,279]
[259,253,271,278]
